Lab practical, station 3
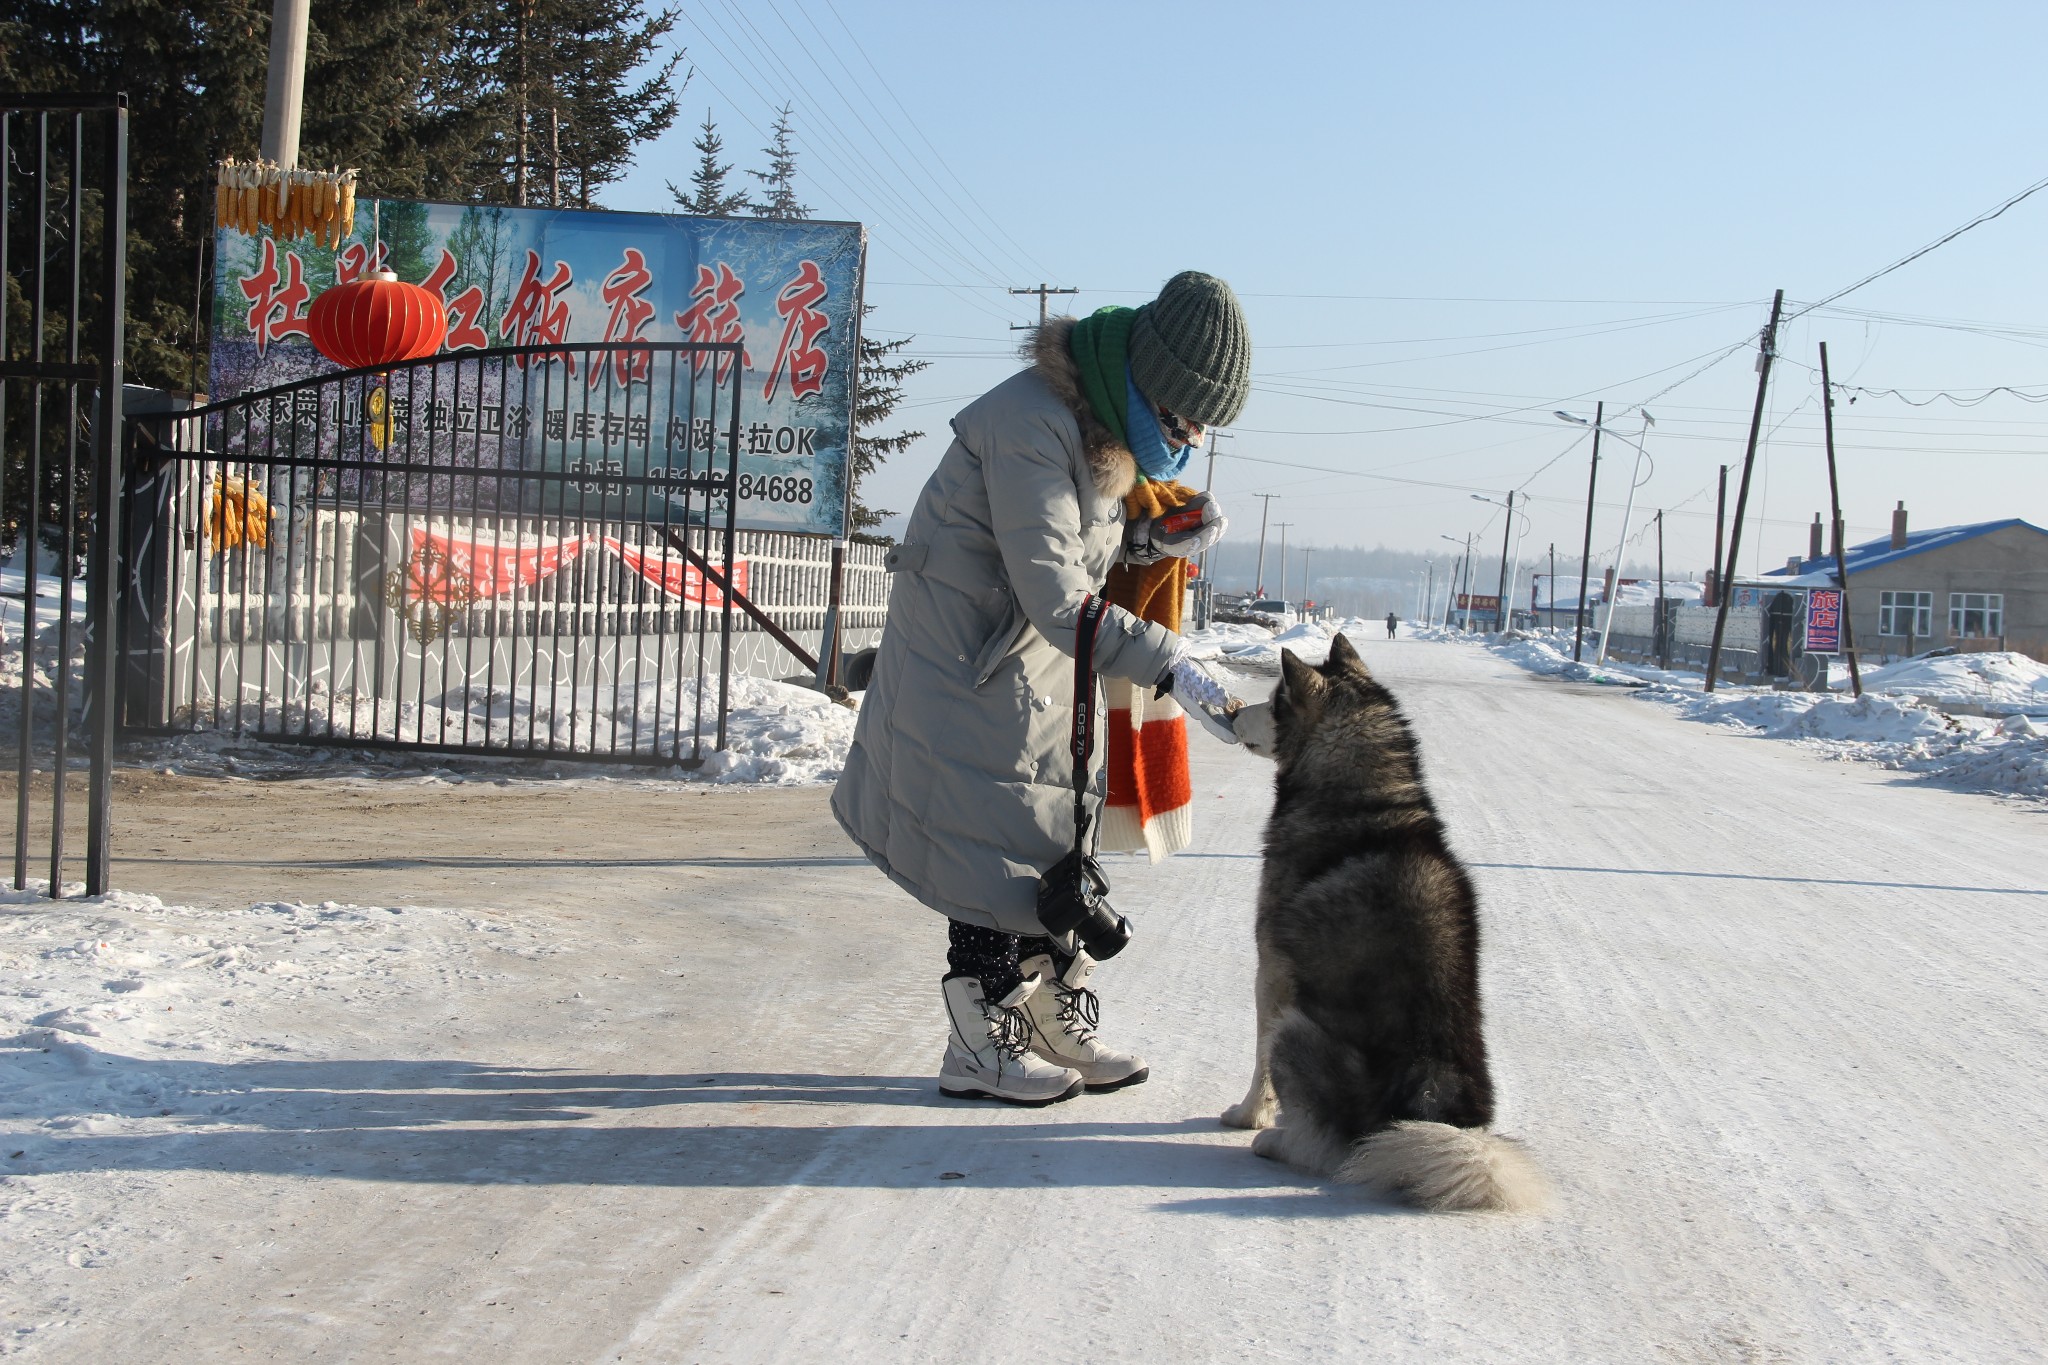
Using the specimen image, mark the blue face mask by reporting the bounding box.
[1125,367,1192,483]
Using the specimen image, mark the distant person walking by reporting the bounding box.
[1386,611,1399,639]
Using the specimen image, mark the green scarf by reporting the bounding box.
[1068,306,1135,450]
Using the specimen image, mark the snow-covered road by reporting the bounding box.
[5,635,2045,1361]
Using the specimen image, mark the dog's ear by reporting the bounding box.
[1326,632,1367,675]
[1278,648,1325,709]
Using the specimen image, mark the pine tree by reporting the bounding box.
[0,0,687,392]
[669,111,751,216]
[469,0,685,208]
[748,105,811,221]
[850,313,928,541]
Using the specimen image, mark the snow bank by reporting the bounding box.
[1856,650,2048,716]
[1182,616,1388,669]
[143,673,861,785]
[0,883,566,1146]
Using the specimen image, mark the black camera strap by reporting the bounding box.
[1069,592,1107,850]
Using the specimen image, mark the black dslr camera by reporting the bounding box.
[1035,591,1134,960]
[1036,836,1132,960]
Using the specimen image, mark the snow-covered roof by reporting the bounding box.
[1763,518,2047,584]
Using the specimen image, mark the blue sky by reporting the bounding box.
[611,2,2048,584]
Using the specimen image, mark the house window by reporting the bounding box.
[1949,592,2004,639]
[1878,590,1933,638]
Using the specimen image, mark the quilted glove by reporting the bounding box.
[1124,492,1229,566]
[1157,653,1242,745]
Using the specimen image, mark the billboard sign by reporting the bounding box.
[211,199,866,536]
[1456,593,1501,614]
[1805,588,1843,652]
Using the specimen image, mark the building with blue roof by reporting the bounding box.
[1761,505,2048,662]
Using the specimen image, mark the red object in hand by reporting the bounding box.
[308,268,445,370]
[1158,504,1208,535]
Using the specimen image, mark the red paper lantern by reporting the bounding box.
[308,268,446,371]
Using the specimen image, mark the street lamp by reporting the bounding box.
[1438,532,1473,629]
[1555,409,1656,664]
[1471,493,1531,632]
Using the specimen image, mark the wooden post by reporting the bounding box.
[1573,402,1602,661]
[1708,464,1728,608]
[1655,509,1667,669]
[1705,290,1785,691]
[1818,342,1863,697]
[1492,490,1515,632]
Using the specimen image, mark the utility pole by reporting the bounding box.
[1705,289,1786,692]
[1492,490,1515,633]
[1708,464,1728,608]
[1573,401,1603,662]
[1009,284,1079,330]
[1275,523,1293,604]
[1547,542,1557,630]
[1819,341,1864,697]
[1195,430,1230,586]
[260,0,311,167]
[1423,560,1434,623]
[1655,510,1667,669]
[1460,536,1476,629]
[1301,547,1314,611]
[1251,494,1279,595]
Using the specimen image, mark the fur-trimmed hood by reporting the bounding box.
[1024,316,1139,500]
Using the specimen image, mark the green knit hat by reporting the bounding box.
[1129,271,1252,427]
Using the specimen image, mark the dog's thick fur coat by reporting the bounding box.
[1223,635,1550,1213]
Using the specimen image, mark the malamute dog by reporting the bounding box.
[1222,634,1549,1212]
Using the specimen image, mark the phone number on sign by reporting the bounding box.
[739,474,814,505]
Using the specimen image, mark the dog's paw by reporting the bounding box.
[1220,1100,1276,1130]
[1250,1126,1287,1161]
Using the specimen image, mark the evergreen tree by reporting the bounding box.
[464,0,685,208]
[0,0,685,391]
[669,111,750,216]
[850,312,928,541]
[747,105,811,221]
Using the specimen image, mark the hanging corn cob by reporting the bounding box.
[214,159,359,248]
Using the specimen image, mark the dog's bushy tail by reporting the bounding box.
[1336,1120,1552,1213]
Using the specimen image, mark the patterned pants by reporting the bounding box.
[946,920,1068,1002]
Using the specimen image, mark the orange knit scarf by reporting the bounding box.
[1100,480,1196,860]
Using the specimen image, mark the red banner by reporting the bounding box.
[407,527,584,602]
[603,538,750,605]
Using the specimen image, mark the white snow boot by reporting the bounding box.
[938,974,1085,1106]
[1018,950,1149,1091]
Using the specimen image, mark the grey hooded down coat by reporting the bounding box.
[831,320,1182,934]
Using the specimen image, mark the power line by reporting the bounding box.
[815,0,1060,281]
[1785,169,2048,323]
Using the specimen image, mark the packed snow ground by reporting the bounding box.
[5,635,2045,1360]
[1429,623,2048,803]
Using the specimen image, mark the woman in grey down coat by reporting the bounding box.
[832,271,1250,1105]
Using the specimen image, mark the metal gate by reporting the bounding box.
[119,341,751,765]
[1,94,127,896]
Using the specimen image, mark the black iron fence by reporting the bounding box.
[120,340,761,765]
[1,95,127,896]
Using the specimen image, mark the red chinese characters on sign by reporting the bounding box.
[421,249,490,352]
[239,238,311,358]
[499,249,576,374]
[591,248,656,389]
[1806,587,1842,653]
[764,259,829,402]
[674,263,751,383]
[332,240,390,285]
